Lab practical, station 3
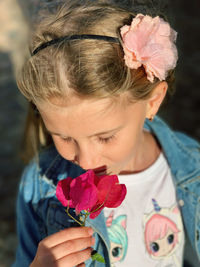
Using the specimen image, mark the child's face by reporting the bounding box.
[39,95,149,174]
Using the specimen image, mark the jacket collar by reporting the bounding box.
[144,116,200,183]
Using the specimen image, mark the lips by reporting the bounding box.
[92,165,107,176]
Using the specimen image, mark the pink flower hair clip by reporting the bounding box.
[120,14,178,83]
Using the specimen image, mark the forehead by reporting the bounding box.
[38,93,133,117]
[38,94,145,136]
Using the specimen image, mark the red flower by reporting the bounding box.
[56,170,127,219]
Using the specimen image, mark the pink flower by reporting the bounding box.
[120,14,178,82]
[56,170,127,219]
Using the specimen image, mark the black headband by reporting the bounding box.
[31,34,120,56]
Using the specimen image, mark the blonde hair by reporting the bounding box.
[17,1,175,161]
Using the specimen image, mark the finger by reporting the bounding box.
[42,227,93,247]
[57,247,92,267]
[52,236,95,260]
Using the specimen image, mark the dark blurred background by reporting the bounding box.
[0,0,199,266]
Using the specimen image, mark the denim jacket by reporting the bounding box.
[12,116,200,267]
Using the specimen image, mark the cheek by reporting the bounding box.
[110,134,139,163]
[115,122,143,159]
[110,143,135,163]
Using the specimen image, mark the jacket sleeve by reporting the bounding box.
[12,161,43,267]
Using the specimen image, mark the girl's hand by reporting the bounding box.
[30,227,95,267]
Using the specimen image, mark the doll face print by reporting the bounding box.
[143,199,184,264]
[38,95,150,174]
[149,228,177,257]
[106,211,128,265]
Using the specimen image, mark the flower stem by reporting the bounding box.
[65,207,84,226]
[83,214,88,225]
[90,203,104,214]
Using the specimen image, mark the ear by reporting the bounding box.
[146,81,168,119]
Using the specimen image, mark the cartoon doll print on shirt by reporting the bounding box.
[106,210,128,266]
[143,199,184,267]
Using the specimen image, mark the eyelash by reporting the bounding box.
[60,135,115,144]
[98,135,115,144]
[61,137,73,142]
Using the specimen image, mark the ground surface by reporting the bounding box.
[0,0,199,266]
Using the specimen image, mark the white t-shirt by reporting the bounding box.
[104,152,185,267]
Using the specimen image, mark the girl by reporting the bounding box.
[13,1,200,267]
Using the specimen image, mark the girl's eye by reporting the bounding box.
[60,136,73,142]
[98,135,115,144]
[59,135,115,143]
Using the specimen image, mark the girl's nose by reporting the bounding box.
[74,145,100,170]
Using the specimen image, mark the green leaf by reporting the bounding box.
[91,251,105,263]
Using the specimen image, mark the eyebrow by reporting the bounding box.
[47,125,123,138]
